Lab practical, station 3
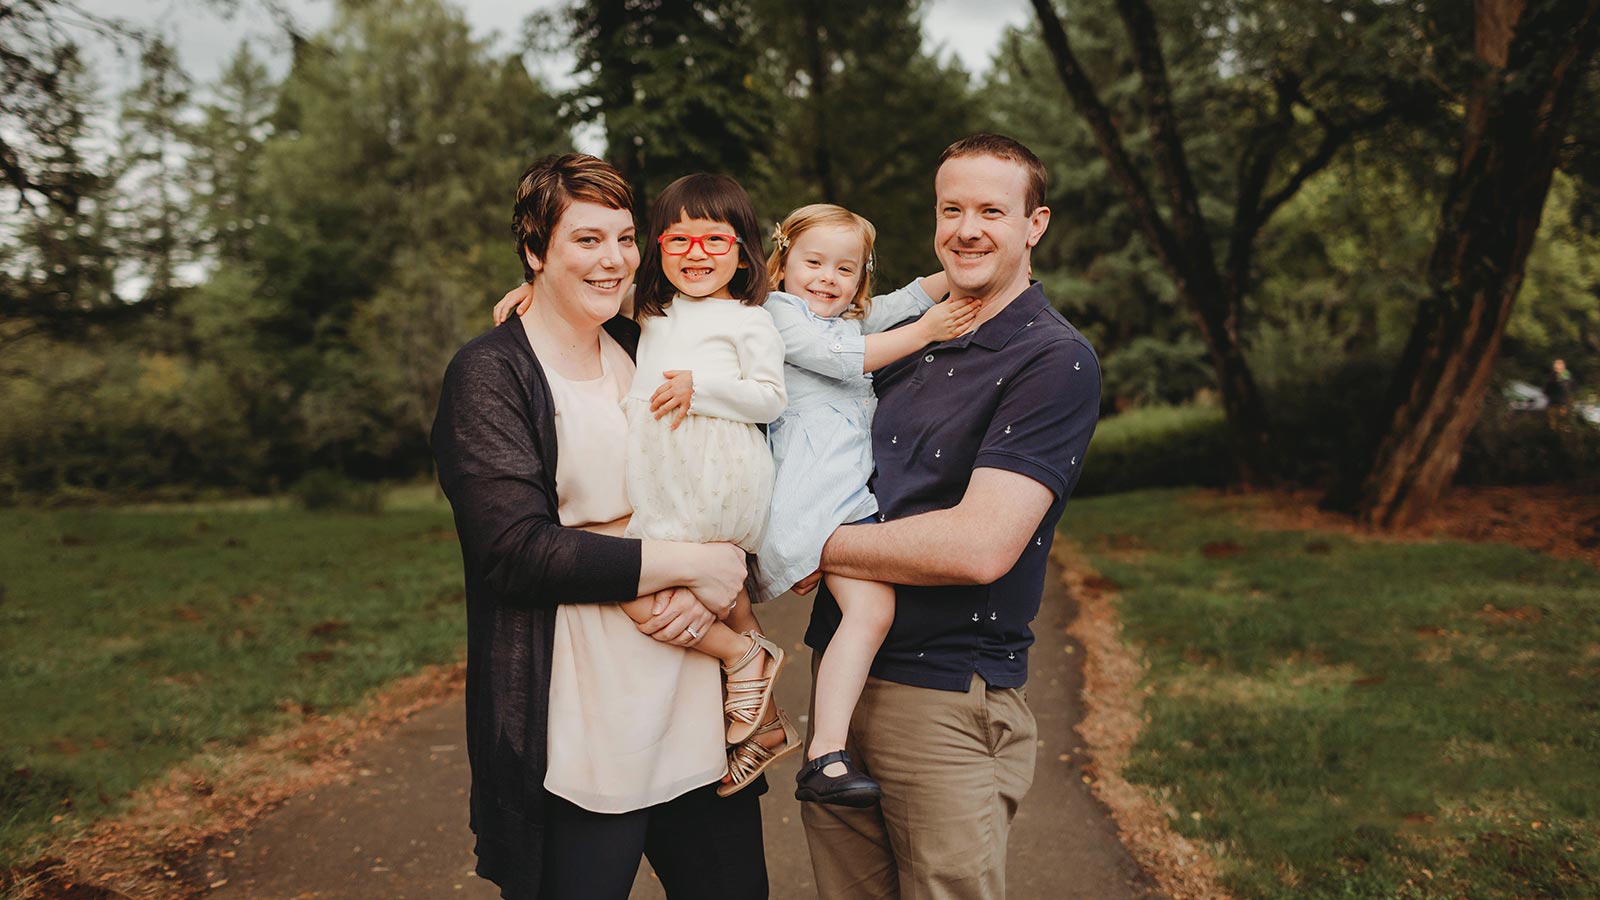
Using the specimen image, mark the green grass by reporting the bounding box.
[0,493,463,867]
[1062,489,1600,899]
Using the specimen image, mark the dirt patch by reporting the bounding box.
[9,664,465,900]
[1052,543,1232,900]
[1198,483,1600,569]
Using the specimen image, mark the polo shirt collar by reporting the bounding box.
[962,281,1049,351]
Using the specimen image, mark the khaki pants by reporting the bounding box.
[801,659,1037,900]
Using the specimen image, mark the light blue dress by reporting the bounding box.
[754,280,938,602]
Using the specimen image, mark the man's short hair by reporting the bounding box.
[512,153,634,282]
[937,134,1048,213]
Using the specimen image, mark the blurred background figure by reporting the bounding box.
[1547,358,1573,427]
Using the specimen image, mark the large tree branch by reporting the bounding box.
[1225,73,1299,295]
[1112,0,1222,297]
[1027,0,1183,276]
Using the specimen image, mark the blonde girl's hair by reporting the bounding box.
[766,203,877,321]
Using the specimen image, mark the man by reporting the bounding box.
[798,134,1101,899]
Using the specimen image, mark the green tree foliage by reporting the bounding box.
[0,45,124,342]
[562,0,775,210]
[1,0,570,495]
[115,38,196,308]
[0,0,135,208]
[251,0,568,472]
[188,42,276,266]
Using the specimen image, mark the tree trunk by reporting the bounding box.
[1029,0,1273,480]
[1343,0,1600,528]
[801,2,838,203]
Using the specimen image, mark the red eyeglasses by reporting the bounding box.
[657,233,741,256]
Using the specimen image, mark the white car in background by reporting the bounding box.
[1503,379,1600,425]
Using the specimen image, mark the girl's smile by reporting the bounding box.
[661,216,744,300]
[782,225,866,318]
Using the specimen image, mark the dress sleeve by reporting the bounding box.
[861,278,937,335]
[765,291,865,382]
[689,308,790,423]
[431,342,642,606]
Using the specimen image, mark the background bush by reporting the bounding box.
[1079,404,1232,496]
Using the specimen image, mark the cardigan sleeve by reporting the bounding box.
[431,340,642,606]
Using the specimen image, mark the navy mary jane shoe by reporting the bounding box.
[794,750,882,808]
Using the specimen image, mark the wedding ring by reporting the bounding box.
[686,625,700,639]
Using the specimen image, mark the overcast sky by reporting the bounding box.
[77,0,1034,100]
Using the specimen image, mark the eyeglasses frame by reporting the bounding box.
[656,232,742,257]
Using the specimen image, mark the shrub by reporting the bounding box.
[291,470,385,512]
[1079,404,1232,496]
[1458,406,1600,484]
[1099,335,1215,407]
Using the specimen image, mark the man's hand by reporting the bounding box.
[493,283,535,324]
[635,587,716,647]
[650,370,694,430]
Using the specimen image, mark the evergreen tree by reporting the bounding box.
[188,42,276,266]
[0,44,124,343]
[116,37,195,309]
[563,0,775,211]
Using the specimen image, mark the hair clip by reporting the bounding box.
[867,252,876,274]
[771,222,789,253]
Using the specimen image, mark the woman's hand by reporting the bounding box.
[493,283,536,325]
[635,587,716,648]
[680,542,745,613]
[916,296,980,342]
[650,370,694,430]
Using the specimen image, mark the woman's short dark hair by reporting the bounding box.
[634,173,769,319]
[512,153,634,283]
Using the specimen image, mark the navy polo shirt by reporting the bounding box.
[804,281,1100,692]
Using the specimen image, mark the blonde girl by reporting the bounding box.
[759,204,976,805]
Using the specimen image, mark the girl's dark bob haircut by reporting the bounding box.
[634,173,769,319]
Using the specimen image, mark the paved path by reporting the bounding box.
[206,564,1159,899]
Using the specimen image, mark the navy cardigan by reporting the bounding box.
[431,314,643,899]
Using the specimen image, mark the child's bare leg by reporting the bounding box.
[809,574,894,775]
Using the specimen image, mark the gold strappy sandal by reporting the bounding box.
[717,708,800,798]
[722,631,785,745]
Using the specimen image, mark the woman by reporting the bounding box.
[431,153,769,899]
